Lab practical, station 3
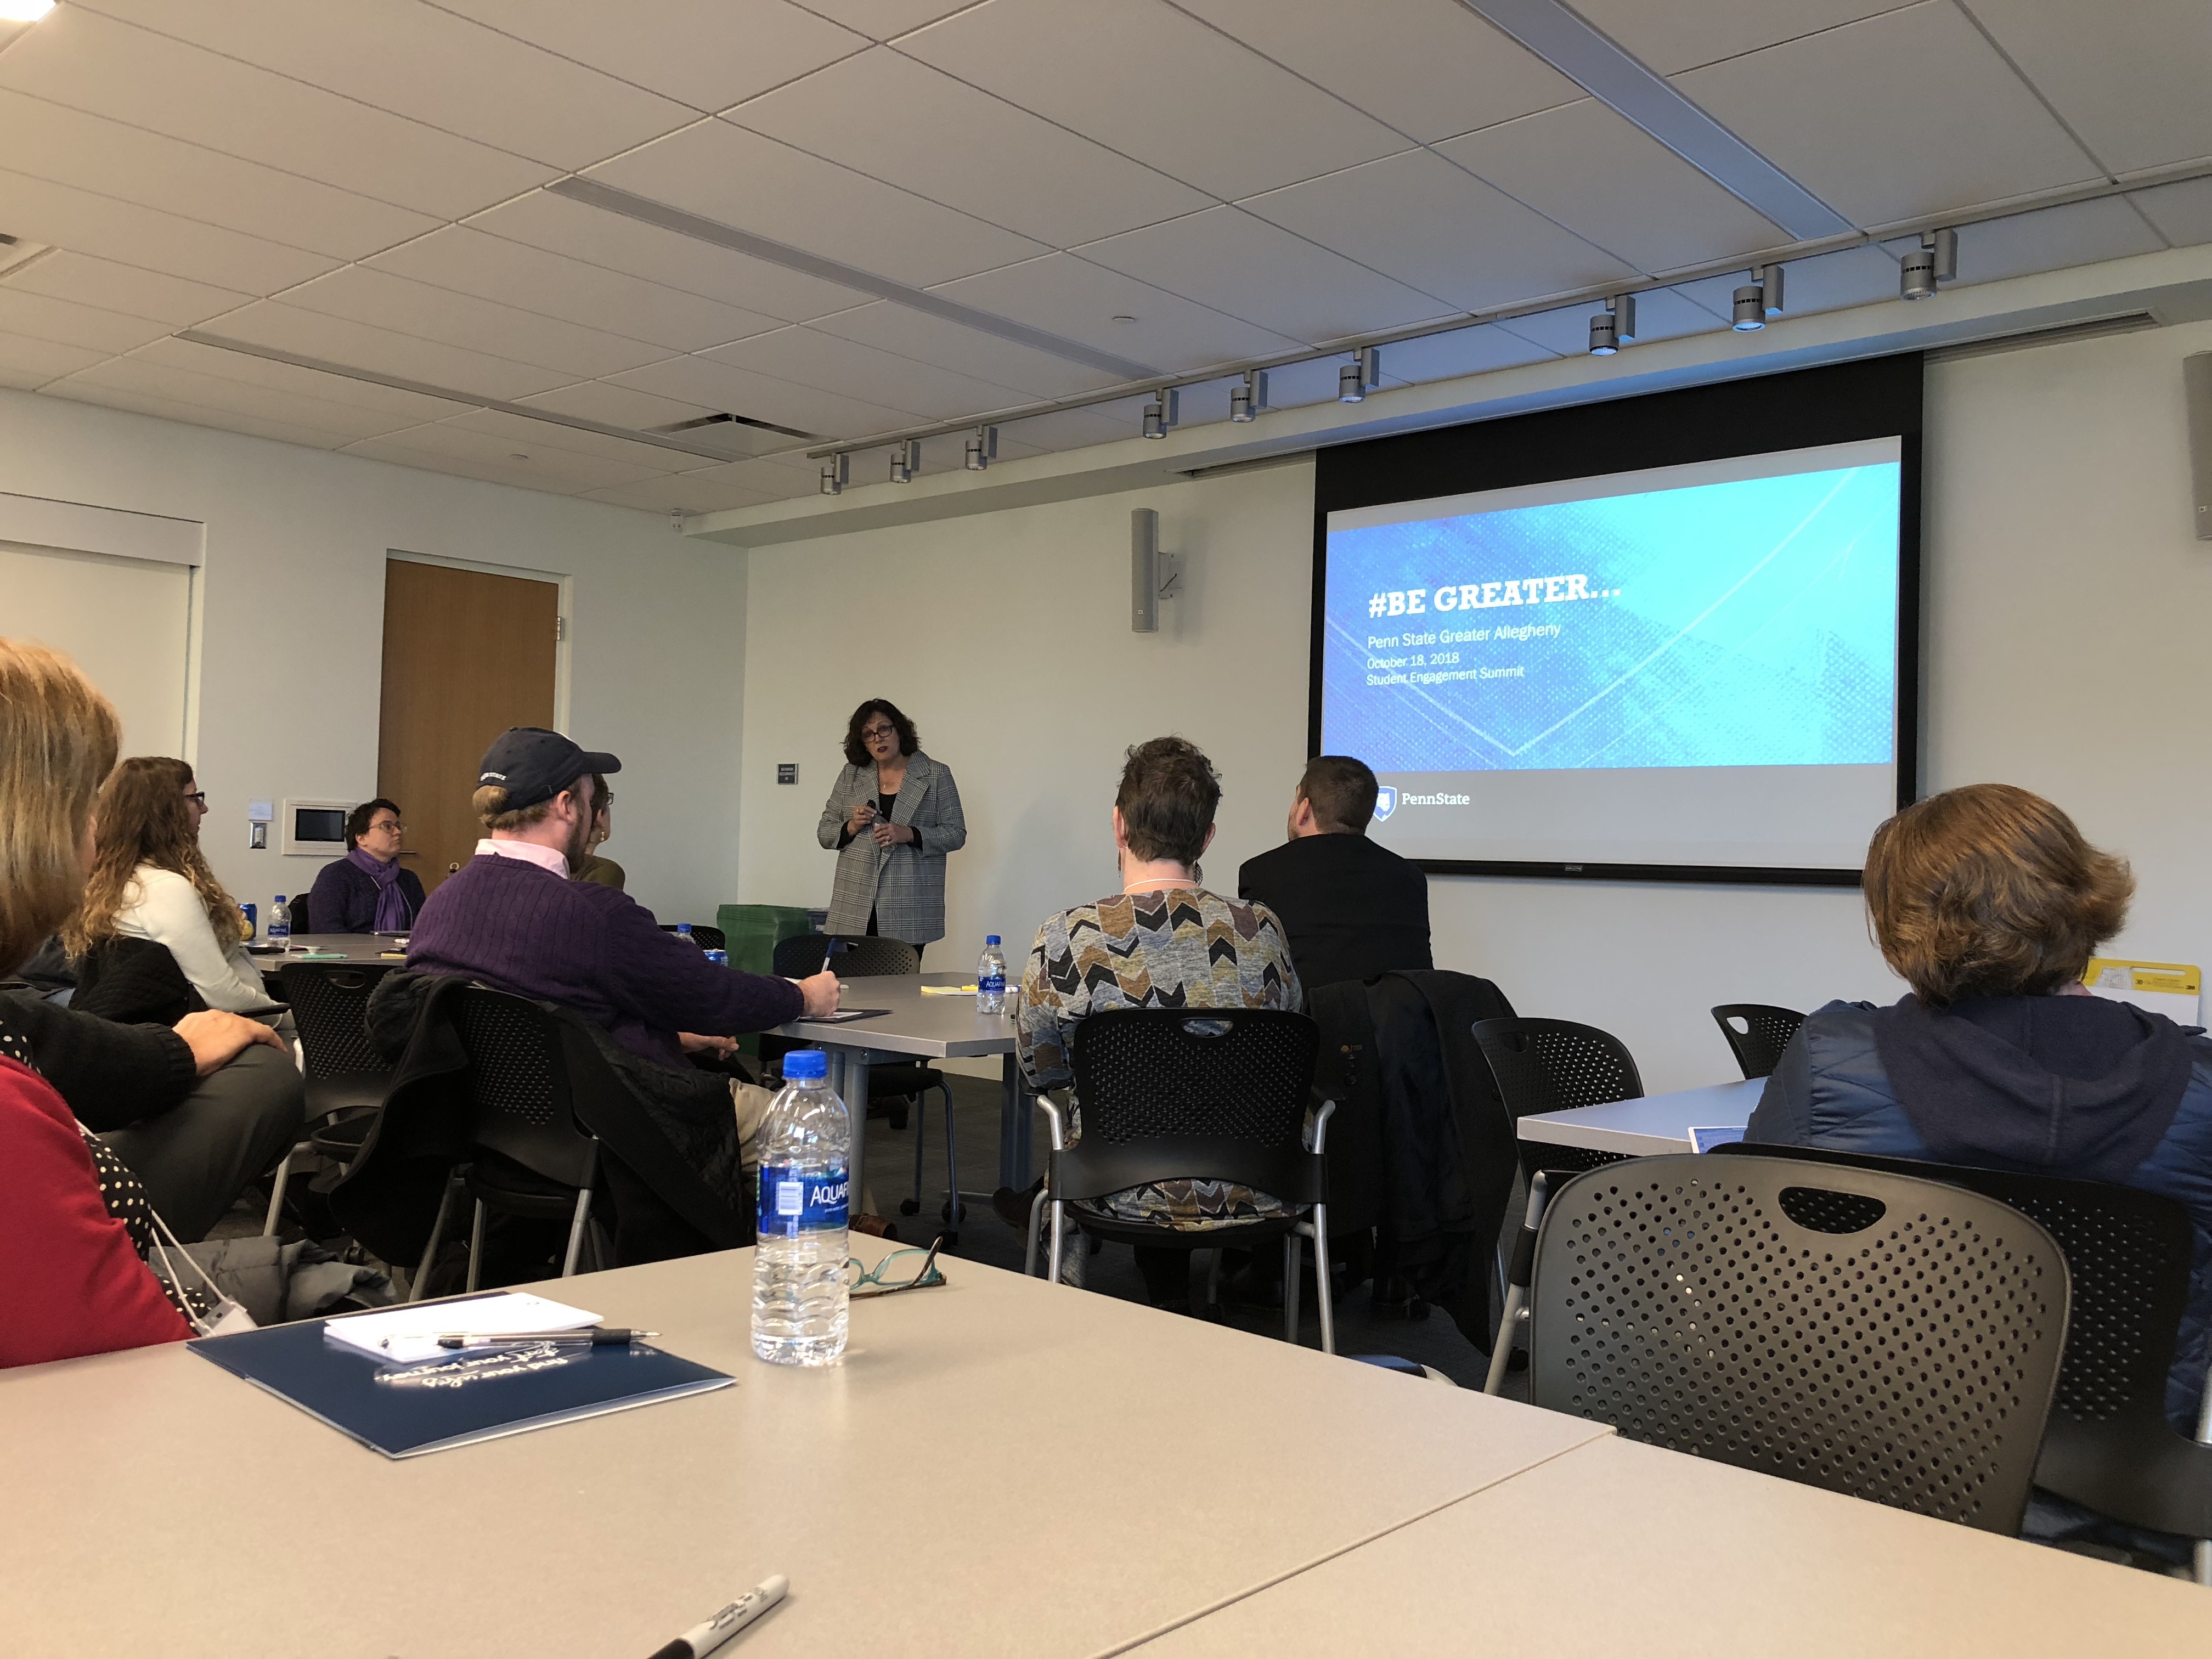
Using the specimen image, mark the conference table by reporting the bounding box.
[248,932,408,974]
[1516,1076,1765,1159]
[774,970,1034,1223]
[0,1243,1612,1657]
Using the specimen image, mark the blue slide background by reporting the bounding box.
[1322,462,1899,772]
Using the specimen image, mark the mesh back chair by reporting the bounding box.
[406,988,609,1300]
[1710,1003,1805,1080]
[1039,1009,1336,1351]
[659,922,728,951]
[261,961,396,1234]
[287,893,311,935]
[1472,1017,1645,1181]
[1712,1141,2212,1562]
[1514,1153,2071,1533]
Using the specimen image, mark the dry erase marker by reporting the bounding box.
[646,1576,787,1659]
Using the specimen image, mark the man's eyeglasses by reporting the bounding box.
[369,820,405,836]
[182,792,207,807]
[845,1236,948,1298]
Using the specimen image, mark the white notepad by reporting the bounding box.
[323,1293,600,1365]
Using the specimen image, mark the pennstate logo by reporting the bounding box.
[1372,786,1398,823]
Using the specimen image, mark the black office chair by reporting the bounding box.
[1037,1009,1336,1351]
[1709,1003,1805,1080]
[406,988,611,1300]
[772,934,917,979]
[259,961,395,1234]
[1472,1016,1644,1181]
[1510,1153,2070,1534]
[287,893,312,936]
[659,922,727,951]
[1712,1141,2212,1560]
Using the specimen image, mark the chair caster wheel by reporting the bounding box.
[898,1199,921,1216]
[940,1201,967,1223]
[888,1108,910,1131]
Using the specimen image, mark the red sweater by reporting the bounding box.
[0,1056,191,1368]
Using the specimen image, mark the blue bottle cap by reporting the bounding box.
[783,1049,828,1080]
[986,934,1000,945]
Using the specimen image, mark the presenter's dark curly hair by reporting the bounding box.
[843,699,918,766]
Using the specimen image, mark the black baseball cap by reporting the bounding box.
[477,727,620,813]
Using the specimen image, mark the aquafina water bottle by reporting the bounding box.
[751,1048,850,1366]
[267,895,290,950]
[977,934,1007,1014]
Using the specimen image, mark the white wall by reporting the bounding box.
[737,320,2212,1090]
[0,387,747,924]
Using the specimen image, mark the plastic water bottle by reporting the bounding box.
[676,922,695,947]
[703,948,728,968]
[977,934,1007,1014]
[751,1048,850,1367]
[267,895,290,951]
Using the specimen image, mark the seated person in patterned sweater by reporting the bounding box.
[406,727,841,1076]
[1012,736,1302,1307]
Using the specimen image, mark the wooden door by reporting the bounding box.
[378,560,559,895]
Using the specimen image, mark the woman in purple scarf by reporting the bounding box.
[305,798,425,934]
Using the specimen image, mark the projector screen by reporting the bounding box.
[1311,358,1921,883]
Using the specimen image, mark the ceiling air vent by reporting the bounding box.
[0,233,54,279]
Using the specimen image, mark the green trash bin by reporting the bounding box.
[716,904,816,1056]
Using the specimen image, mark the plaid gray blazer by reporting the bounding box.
[815,751,967,945]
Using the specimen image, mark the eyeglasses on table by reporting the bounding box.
[846,1236,949,1298]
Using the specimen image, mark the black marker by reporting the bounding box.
[646,1576,787,1659]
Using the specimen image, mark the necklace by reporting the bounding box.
[1124,874,1198,892]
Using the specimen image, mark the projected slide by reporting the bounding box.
[1318,438,1905,871]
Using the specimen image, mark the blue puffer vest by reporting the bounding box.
[1747,998,2212,1430]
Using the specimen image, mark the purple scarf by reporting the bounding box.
[347,845,412,932]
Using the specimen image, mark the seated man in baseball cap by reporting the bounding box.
[407,727,840,1069]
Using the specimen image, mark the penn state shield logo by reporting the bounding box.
[1372,786,1398,822]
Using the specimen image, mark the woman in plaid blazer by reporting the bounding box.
[815,699,967,952]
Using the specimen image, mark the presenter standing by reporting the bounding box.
[816,699,967,959]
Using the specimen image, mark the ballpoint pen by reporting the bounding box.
[366,1327,662,1352]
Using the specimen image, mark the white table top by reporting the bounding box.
[1124,1434,2208,1657]
[778,969,1019,1059]
[1516,1077,1766,1156]
[0,1244,1610,1658]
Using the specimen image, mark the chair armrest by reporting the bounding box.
[1037,1093,1067,1152]
[1307,1098,1336,1156]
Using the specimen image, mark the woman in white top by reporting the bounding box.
[65,758,290,1032]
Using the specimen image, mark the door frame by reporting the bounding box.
[383,548,573,735]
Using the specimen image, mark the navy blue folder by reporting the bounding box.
[190,1319,735,1459]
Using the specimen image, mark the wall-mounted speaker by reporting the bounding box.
[2186,352,2212,541]
[1131,507,1184,633]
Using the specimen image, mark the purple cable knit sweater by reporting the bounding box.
[406,855,802,1069]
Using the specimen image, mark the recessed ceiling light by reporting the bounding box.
[1110,314,1138,324]
[0,1,56,22]
[509,452,531,461]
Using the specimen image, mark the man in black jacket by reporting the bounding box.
[1237,756,1432,992]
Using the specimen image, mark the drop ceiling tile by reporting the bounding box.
[2131,177,2212,249]
[809,301,1126,398]
[1494,287,1727,356]
[584,118,1048,287]
[0,252,250,326]
[929,253,1302,375]
[513,381,724,433]
[344,421,671,492]
[207,302,574,402]
[1437,100,1790,275]
[367,228,785,354]
[798,0,975,40]
[86,0,696,171]
[56,355,424,440]
[579,475,782,514]
[899,0,1410,199]
[1076,207,1456,345]
[278,267,673,380]
[1363,323,1558,387]
[703,324,1037,419]
[1241,148,1634,312]
[1568,0,1913,75]
[1963,0,2212,178]
[1880,197,2164,287]
[42,377,356,449]
[430,0,866,112]
[1672,243,1901,318]
[673,452,825,496]
[0,167,337,295]
[0,90,438,262]
[128,336,479,421]
[466,191,877,322]
[1170,0,1581,144]
[730,47,1210,247]
[335,435,596,494]
[0,7,554,219]
[998,394,1152,452]
[0,287,171,354]
[0,328,107,388]
[441,407,730,471]
[1675,4,2102,229]
[605,353,923,440]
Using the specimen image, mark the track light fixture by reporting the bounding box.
[1588,294,1636,356]
[1732,264,1785,332]
[1229,368,1268,424]
[963,425,997,471]
[1901,228,1958,301]
[1141,386,1180,439]
[889,438,920,484]
[1337,347,1380,403]
[819,454,849,496]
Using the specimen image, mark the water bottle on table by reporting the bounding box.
[675,922,695,946]
[977,934,1007,1014]
[267,895,290,951]
[751,1048,850,1367]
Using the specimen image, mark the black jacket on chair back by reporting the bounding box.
[1237,833,1432,993]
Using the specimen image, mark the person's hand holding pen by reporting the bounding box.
[798,967,842,1019]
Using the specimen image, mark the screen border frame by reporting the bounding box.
[1307,353,1923,888]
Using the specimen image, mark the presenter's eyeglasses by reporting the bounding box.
[845,1236,949,1298]
[860,723,897,742]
